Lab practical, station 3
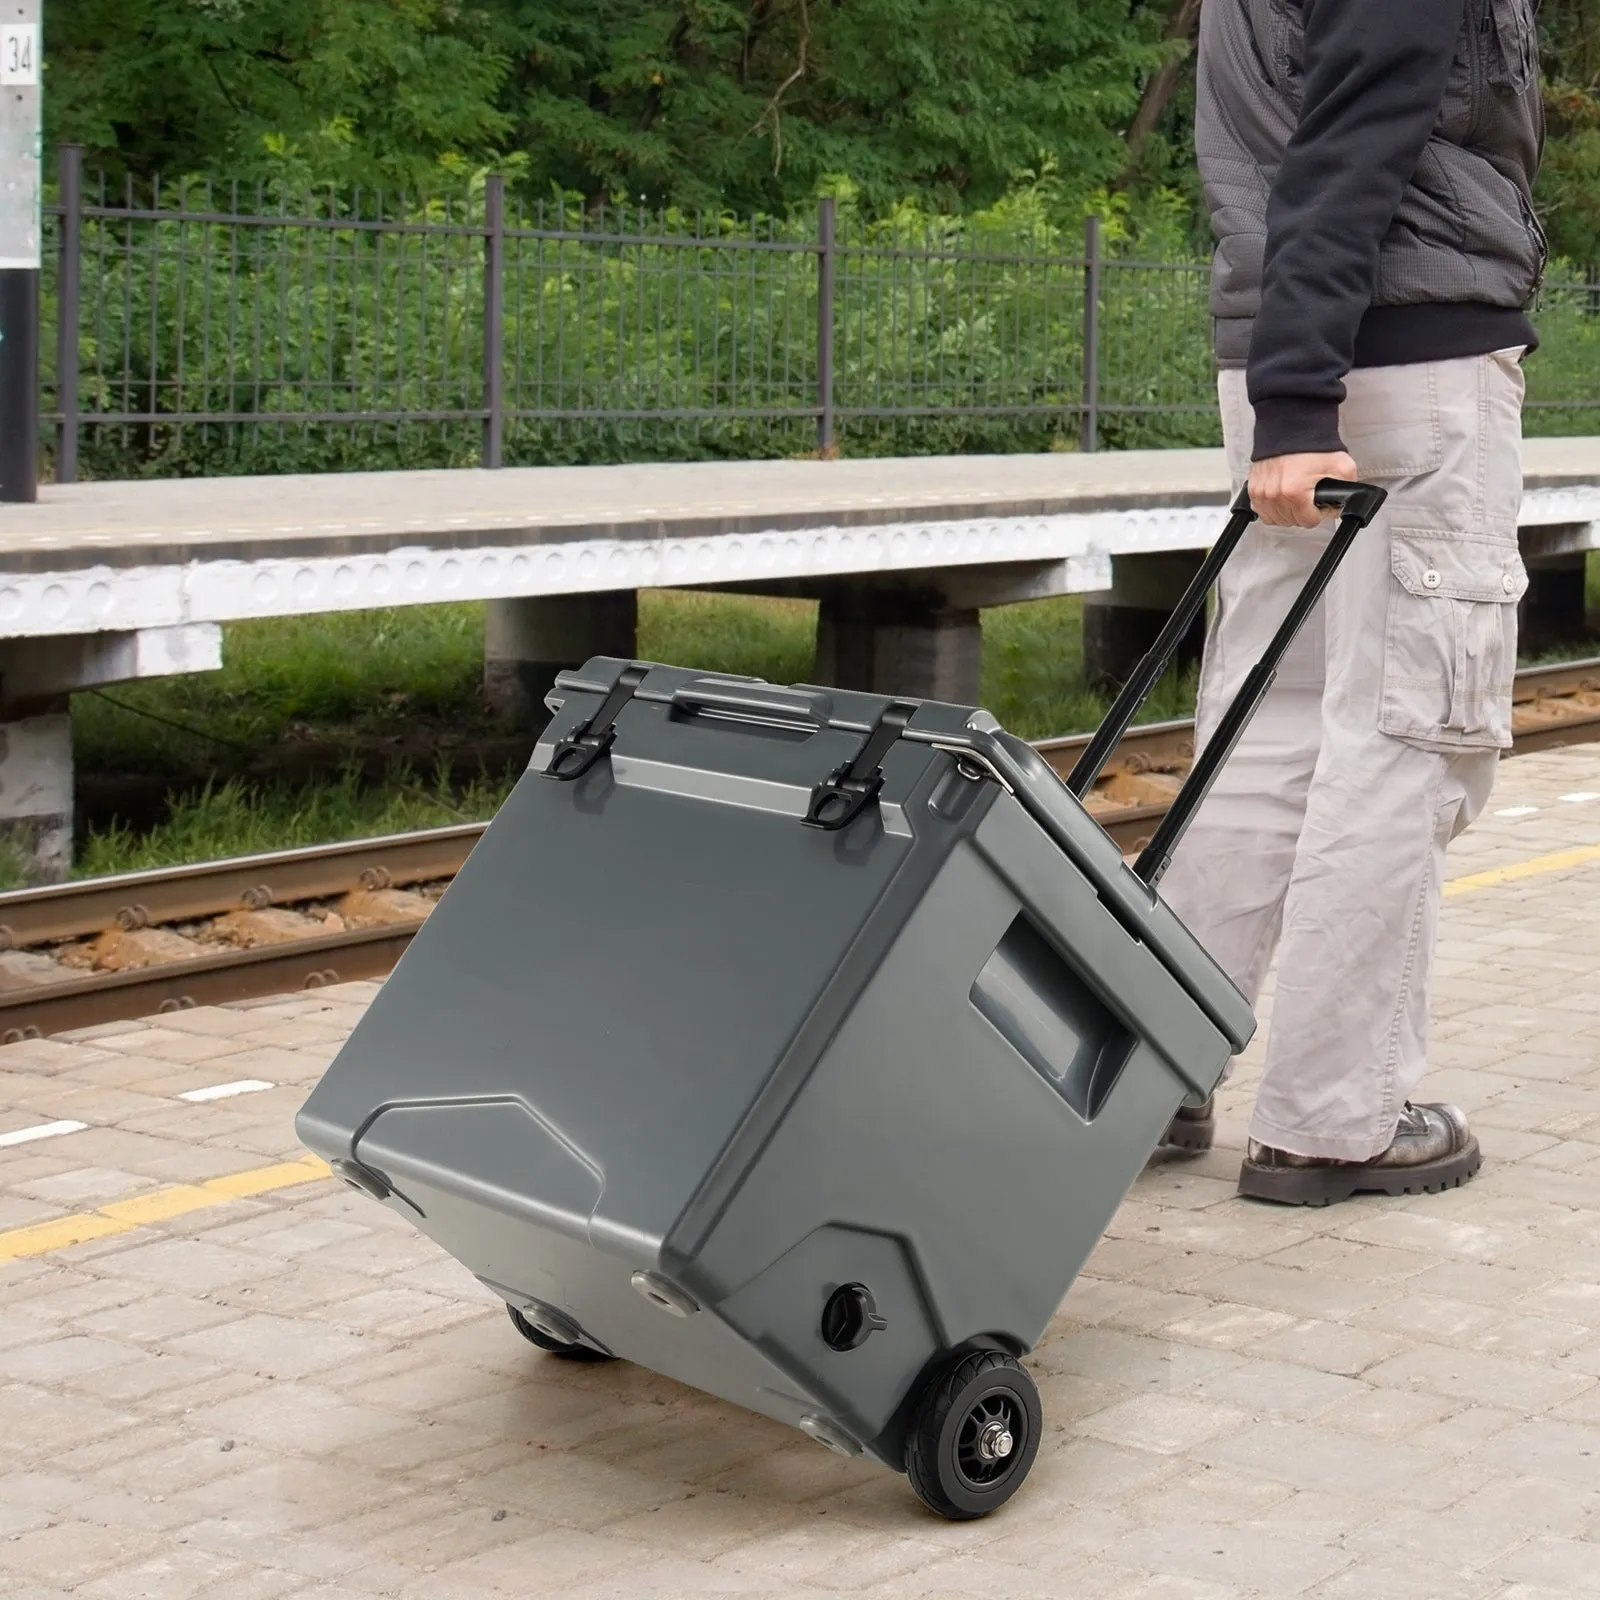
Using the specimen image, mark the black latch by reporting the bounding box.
[543,664,648,781]
[803,700,916,830]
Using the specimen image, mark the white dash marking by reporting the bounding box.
[0,1119,88,1147]
[1494,805,1540,817]
[179,1079,274,1103]
[1558,792,1600,805]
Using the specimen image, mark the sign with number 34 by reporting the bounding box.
[1,23,38,87]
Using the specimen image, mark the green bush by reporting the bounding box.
[42,177,1219,479]
[37,167,1597,479]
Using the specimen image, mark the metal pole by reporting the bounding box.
[482,172,505,469]
[1134,490,1382,888]
[1067,491,1258,799]
[1080,213,1100,455]
[55,142,80,484]
[0,0,41,502]
[816,196,836,455]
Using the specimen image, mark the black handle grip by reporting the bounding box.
[1312,478,1387,525]
[1230,478,1387,528]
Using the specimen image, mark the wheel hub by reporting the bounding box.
[975,1420,1014,1463]
[955,1391,1026,1488]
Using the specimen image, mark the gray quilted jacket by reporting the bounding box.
[1197,0,1545,459]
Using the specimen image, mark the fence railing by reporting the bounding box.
[33,145,1600,481]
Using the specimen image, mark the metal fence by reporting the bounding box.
[34,145,1600,481]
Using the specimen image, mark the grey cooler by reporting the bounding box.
[297,480,1385,1518]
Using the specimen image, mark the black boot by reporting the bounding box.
[1158,1096,1214,1153]
[1237,1103,1481,1206]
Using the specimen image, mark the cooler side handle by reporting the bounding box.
[668,680,834,728]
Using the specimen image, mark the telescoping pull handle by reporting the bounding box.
[1132,477,1388,887]
[1067,477,1387,806]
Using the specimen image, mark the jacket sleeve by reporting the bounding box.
[1247,0,1464,461]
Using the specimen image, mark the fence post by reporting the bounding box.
[816,196,836,455]
[1080,213,1101,454]
[0,0,41,502]
[56,144,82,485]
[482,173,505,470]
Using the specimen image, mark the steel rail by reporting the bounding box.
[0,925,418,1043]
[0,824,483,951]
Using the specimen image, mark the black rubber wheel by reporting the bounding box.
[506,1303,615,1362]
[905,1350,1041,1519]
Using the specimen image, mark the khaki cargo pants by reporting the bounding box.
[1160,350,1527,1161]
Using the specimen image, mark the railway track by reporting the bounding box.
[1,655,1596,1041]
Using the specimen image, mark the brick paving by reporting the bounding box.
[2,749,1599,1599]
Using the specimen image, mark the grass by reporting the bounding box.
[73,604,490,773]
[72,766,515,880]
[59,549,1600,881]
[67,587,1154,879]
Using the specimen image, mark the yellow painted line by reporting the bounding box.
[100,1185,219,1227]
[1445,840,1600,897]
[205,1158,334,1200]
[0,1154,330,1263]
[0,1213,128,1256]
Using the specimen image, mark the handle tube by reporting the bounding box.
[1067,478,1386,805]
[1133,483,1387,886]
[1065,485,1257,799]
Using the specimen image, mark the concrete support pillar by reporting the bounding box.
[483,592,638,729]
[0,705,72,884]
[1518,552,1592,656]
[815,586,983,703]
[0,627,225,886]
[1081,551,1208,693]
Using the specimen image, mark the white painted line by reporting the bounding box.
[0,1119,88,1147]
[179,1079,274,1103]
[1558,792,1600,804]
[1495,805,1540,817]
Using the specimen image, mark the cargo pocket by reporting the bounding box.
[1379,531,1527,751]
[1341,363,1443,481]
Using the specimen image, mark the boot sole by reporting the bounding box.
[1159,1119,1215,1153]
[1237,1136,1482,1207]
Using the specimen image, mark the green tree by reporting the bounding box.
[45,0,512,188]
[46,0,1171,217]
[494,0,1168,214]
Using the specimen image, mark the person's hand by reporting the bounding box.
[1248,450,1360,529]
